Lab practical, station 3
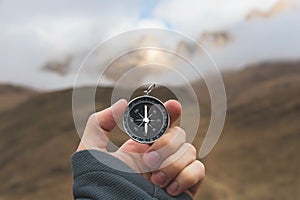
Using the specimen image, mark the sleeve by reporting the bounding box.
[72,150,192,200]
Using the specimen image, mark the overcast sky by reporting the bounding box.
[0,0,299,90]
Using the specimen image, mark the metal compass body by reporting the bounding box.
[123,84,170,143]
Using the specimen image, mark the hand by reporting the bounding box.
[76,99,205,197]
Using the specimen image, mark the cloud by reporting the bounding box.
[154,0,281,37]
[0,0,299,90]
[211,7,300,69]
[0,0,142,53]
[0,0,142,88]
[137,18,167,29]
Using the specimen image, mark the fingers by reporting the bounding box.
[149,142,204,197]
[166,160,205,196]
[150,143,196,188]
[143,126,186,170]
[164,100,182,126]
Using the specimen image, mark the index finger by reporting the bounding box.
[164,100,182,127]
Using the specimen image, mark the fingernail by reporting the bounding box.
[167,181,179,195]
[143,151,161,169]
[152,171,166,186]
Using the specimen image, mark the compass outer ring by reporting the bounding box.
[122,95,170,144]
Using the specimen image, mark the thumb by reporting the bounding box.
[78,99,127,151]
[96,99,127,132]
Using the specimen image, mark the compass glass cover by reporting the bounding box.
[123,96,169,143]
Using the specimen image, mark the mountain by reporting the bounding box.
[246,0,296,21]
[42,55,72,76]
[0,61,299,199]
[199,31,232,48]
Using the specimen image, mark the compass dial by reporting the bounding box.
[123,96,170,143]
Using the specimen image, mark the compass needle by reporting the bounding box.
[144,105,147,118]
[144,123,148,136]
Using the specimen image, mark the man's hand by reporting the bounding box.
[76,99,205,197]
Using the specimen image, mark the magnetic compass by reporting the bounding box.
[123,84,170,144]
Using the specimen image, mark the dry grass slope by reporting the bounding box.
[0,61,299,200]
[0,84,36,112]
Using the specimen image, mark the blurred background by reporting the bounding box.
[0,0,299,199]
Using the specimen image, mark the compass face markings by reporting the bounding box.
[123,96,170,143]
[138,112,144,119]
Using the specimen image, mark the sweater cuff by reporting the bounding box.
[72,150,136,177]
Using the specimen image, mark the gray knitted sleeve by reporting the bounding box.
[72,150,192,200]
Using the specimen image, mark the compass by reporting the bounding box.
[123,84,170,144]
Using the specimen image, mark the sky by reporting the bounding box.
[0,0,299,90]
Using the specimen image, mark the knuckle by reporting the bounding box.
[195,160,205,178]
[181,161,205,184]
[160,126,183,146]
[175,160,205,194]
[157,135,170,148]
[187,143,197,155]
[172,126,186,142]
[171,126,181,133]
[153,126,187,157]
[184,169,198,184]
[181,143,197,160]
[186,161,205,184]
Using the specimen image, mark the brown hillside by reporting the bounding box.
[197,61,300,199]
[0,84,36,112]
[0,61,299,200]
